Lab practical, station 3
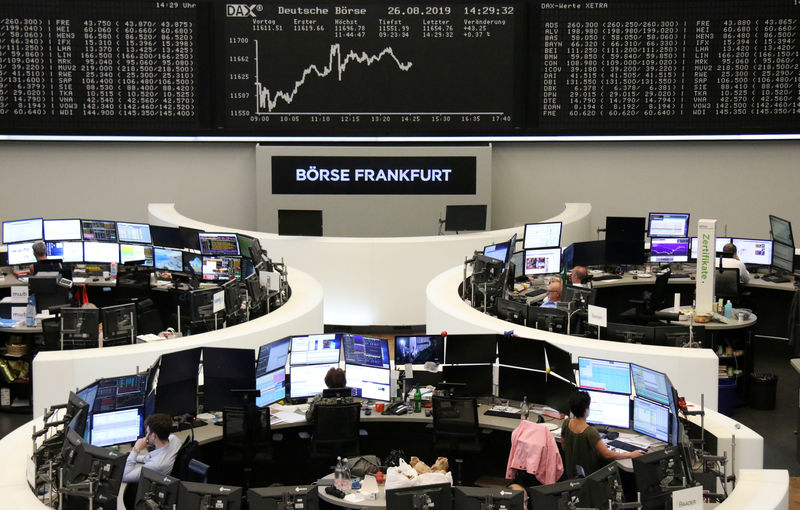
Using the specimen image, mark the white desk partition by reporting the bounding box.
[31,268,323,415]
[426,265,720,410]
[148,202,592,326]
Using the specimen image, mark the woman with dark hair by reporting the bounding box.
[560,391,644,479]
[305,367,351,423]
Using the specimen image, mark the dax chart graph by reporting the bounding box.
[222,2,523,134]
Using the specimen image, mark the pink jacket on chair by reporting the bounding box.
[505,419,564,484]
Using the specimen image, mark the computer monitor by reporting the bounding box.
[7,241,37,265]
[89,374,148,414]
[45,241,84,263]
[497,366,547,404]
[546,376,578,415]
[88,406,143,447]
[631,364,671,406]
[154,347,201,417]
[202,255,242,281]
[605,322,657,345]
[529,478,588,510]
[116,221,152,244]
[198,232,240,256]
[495,298,528,326]
[578,357,631,395]
[177,482,242,510]
[153,247,183,271]
[60,307,100,347]
[561,285,596,308]
[83,241,120,264]
[690,237,730,260]
[544,343,576,383]
[770,214,794,246]
[649,238,689,263]
[483,241,511,263]
[255,368,287,408]
[183,252,202,275]
[453,486,524,510]
[63,440,127,508]
[509,250,525,280]
[523,222,562,249]
[135,467,181,510]
[101,303,137,345]
[2,217,43,244]
[150,225,185,249]
[732,238,773,266]
[585,390,630,429]
[236,234,258,259]
[772,239,795,272]
[605,239,647,266]
[344,363,392,401]
[342,334,390,368]
[256,337,291,377]
[248,485,319,510]
[497,336,546,370]
[43,219,81,241]
[290,333,341,365]
[582,464,626,509]
[632,397,670,443]
[528,307,568,334]
[444,205,486,232]
[522,247,561,276]
[76,383,99,415]
[441,365,494,397]
[67,407,89,442]
[202,347,257,411]
[278,209,324,236]
[444,334,497,364]
[394,335,444,365]
[564,240,606,268]
[606,216,646,241]
[81,219,117,242]
[386,482,452,510]
[120,243,154,266]
[179,226,204,251]
[647,213,690,238]
[288,362,340,399]
[632,445,691,508]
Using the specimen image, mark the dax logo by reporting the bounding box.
[226,4,261,17]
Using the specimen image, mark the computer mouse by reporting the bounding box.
[605,431,619,440]
[632,275,638,280]
[364,409,372,416]
[92,277,100,282]
[425,409,431,417]
[214,421,223,426]
[754,274,761,279]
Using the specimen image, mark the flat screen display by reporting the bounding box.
[154,247,183,271]
[523,248,561,276]
[43,219,81,241]
[395,335,444,365]
[523,222,562,249]
[342,334,390,368]
[150,226,184,249]
[120,244,154,266]
[116,222,153,244]
[201,255,242,281]
[81,219,117,242]
[578,358,631,395]
[345,363,391,401]
[255,369,286,408]
[83,242,120,264]
[183,252,202,275]
[585,390,630,430]
[732,238,773,266]
[690,237,730,259]
[648,213,690,238]
[3,218,43,244]
[89,407,143,447]
[632,397,670,443]
[46,241,84,263]
[289,362,339,399]
[256,337,291,377]
[770,215,794,246]
[483,242,510,263]
[444,334,497,365]
[198,232,240,256]
[649,238,689,263]
[290,334,341,365]
[7,242,36,265]
[631,364,671,406]
[773,241,794,272]
[509,250,524,279]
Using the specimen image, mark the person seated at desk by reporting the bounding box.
[305,367,354,424]
[717,243,750,284]
[29,241,62,275]
[540,279,561,308]
[570,266,590,287]
[561,391,643,479]
[123,413,182,483]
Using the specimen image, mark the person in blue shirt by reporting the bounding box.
[122,413,182,483]
[540,279,562,308]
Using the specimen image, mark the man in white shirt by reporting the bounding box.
[122,413,182,483]
[717,243,750,284]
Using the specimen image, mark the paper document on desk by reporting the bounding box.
[0,296,27,304]
[617,432,659,449]
[271,410,306,424]
[0,318,21,328]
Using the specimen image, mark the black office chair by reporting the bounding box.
[715,267,740,305]
[172,435,208,483]
[40,316,61,351]
[28,274,71,313]
[621,268,675,324]
[115,265,152,303]
[431,395,482,485]
[222,407,273,489]
[136,298,164,335]
[308,402,361,473]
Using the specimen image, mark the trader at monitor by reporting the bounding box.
[305,367,353,424]
[540,279,562,308]
[570,266,590,287]
[29,241,62,275]
[122,413,182,483]
[718,243,750,284]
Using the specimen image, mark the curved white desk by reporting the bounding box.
[148,202,592,326]
[31,267,324,414]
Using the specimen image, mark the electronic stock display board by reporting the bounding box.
[1,0,799,138]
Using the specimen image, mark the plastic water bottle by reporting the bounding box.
[341,458,352,492]
[520,396,530,420]
[334,456,344,490]
[724,300,733,319]
[25,296,35,327]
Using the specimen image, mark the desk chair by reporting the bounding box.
[715,267,741,305]
[222,407,273,489]
[431,395,482,485]
[172,435,208,483]
[621,269,674,324]
[28,274,71,313]
[308,402,361,475]
[135,298,164,335]
[59,307,100,349]
[115,266,152,303]
[40,316,61,351]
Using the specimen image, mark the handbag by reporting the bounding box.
[347,455,381,477]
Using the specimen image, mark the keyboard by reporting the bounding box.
[607,439,644,452]
[484,409,522,419]
[171,420,209,433]
[593,274,622,281]
[525,288,547,298]
[763,274,791,283]
[670,273,691,279]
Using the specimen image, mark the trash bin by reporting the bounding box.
[748,373,778,410]
[718,378,737,417]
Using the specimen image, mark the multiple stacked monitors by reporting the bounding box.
[289,334,341,399]
[523,222,562,250]
[2,217,43,244]
[769,215,795,273]
[522,247,562,276]
[647,213,690,238]
[343,334,391,401]
[395,335,444,365]
[43,219,82,241]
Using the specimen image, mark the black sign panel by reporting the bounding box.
[271,156,477,194]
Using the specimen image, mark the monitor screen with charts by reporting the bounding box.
[523,222,562,249]
[88,407,143,447]
[83,242,120,264]
[154,247,183,272]
[631,364,671,406]
[201,255,242,281]
[770,215,794,246]
[732,238,773,266]
[256,337,291,377]
[120,244,154,266]
[509,250,524,279]
[289,362,339,399]
[690,237,730,260]
[290,334,341,365]
[43,219,81,241]
[198,232,240,256]
[649,238,689,263]
[3,218,42,244]
[116,222,153,244]
[46,241,84,263]
[342,334,390,368]
[632,397,670,443]
[344,363,391,401]
[578,358,631,395]
[585,390,631,430]
[648,213,690,238]
[7,242,36,265]
[523,248,561,276]
[255,368,286,408]
[81,219,117,242]
[483,242,511,263]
